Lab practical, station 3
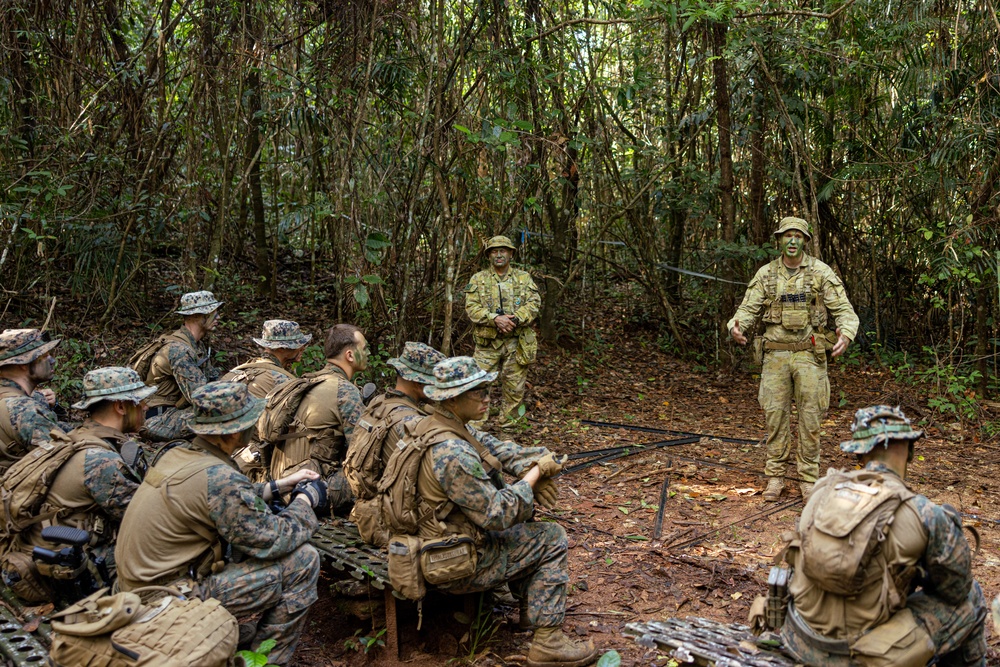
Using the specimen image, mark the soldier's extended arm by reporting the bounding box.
[82,449,141,523]
[464,277,496,325]
[725,268,768,334]
[167,343,210,403]
[208,467,318,560]
[12,398,66,449]
[512,273,541,325]
[822,271,860,341]
[916,498,973,605]
[430,439,535,531]
[468,426,549,477]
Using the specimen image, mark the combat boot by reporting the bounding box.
[527,627,598,667]
[799,482,814,502]
[763,477,785,502]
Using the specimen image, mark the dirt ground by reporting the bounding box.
[295,331,1000,666]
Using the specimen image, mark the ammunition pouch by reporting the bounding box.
[515,328,538,365]
[387,535,427,601]
[781,309,809,331]
[1,550,52,603]
[752,337,765,366]
[765,565,791,630]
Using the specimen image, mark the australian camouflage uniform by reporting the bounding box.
[464,236,541,425]
[115,382,320,667]
[727,218,859,488]
[269,363,362,513]
[0,330,69,472]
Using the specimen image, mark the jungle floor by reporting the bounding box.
[291,323,1000,666]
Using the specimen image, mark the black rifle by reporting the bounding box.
[32,525,105,607]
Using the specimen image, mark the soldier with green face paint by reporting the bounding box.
[727,217,859,501]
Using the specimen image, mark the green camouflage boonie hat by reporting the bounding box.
[0,329,61,367]
[252,320,312,349]
[72,367,157,410]
[424,357,497,401]
[840,405,924,454]
[388,342,447,384]
[485,235,517,252]
[176,290,224,316]
[189,381,265,435]
[773,216,812,241]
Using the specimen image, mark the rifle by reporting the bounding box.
[32,526,106,608]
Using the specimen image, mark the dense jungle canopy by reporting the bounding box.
[1,0,998,406]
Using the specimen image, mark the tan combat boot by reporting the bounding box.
[799,482,814,502]
[762,477,785,502]
[527,627,598,667]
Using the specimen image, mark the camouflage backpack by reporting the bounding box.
[343,394,419,501]
[128,332,191,382]
[255,375,325,444]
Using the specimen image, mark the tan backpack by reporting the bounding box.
[48,586,237,667]
[128,332,191,383]
[797,469,915,597]
[344,394,418,500]
[255,375,325,444]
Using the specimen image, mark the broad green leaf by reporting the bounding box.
[596,649,622,667]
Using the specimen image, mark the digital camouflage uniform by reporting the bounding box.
[726,219,858,487]
[269,363,362,512]
[141,291,223,442]
[0,330,68,472]
[115,382,320,667]
[465,236,541,426]
[780,407,986,667]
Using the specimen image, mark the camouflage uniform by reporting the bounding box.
[221,320,312,400]
[0,330,68,472]
[115,382,320,667]
[465,236,541,426]
[780,407,986,667]
[269,363,362,511]
[726,219,858,488]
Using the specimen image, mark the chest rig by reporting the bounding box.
[761,259,828,334]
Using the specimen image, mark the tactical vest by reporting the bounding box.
[760,258,828,334]
[143,330,202,409]
[470,269,534,345]
[220,358,293,399]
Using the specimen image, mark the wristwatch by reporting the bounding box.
[269,480,281,498]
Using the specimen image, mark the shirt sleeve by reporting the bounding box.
[82,449,140,523]
[337,382,364,441]
[913,496,973,605]
[10,397,65,450]
[512,272,541,324]
[429,439,534,531]
[464,275,496,325]
[822,269,860,341]
[726,267,768,333]
[167,343,209,403]
[207,466,318,560]
[468,426,549,478]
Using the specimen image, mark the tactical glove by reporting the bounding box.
[291,479,328,512]
[535,453,567,478]
[534,478,559,509]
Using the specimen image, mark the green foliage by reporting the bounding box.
[596,650,623,667]
[51,338,91,400]
[343,627,386,655]
[236,638,278,667]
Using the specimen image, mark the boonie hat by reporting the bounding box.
[773,216,812,241]
[485,235,517,252]
[189,382,265,435]
[0,329,61,367]
[388,342,447,384]
[176,291,224,316]
[72,367,156,410]
[840,405,924,454]
[252,320,312,349]
[424,357,497,401]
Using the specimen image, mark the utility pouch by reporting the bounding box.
[419,534,477,585]
[850,608,934,667]
[1,550,51,603]
[387,535,427,601]
[350,497,389,547]
[825,330,838,363]
[515,328,538,365]
[781,309,809,331]
[752,337,765,366]
[765,565,791,629]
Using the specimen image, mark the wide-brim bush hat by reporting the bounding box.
[773,216,812,241]
[485,235,517,252]
[840,405,924,454]
[190,382,265,435]
[0,329,61,367]
[176,291,224,316]
[252,320,312,349]
[387,342,447,384]
[424,357,497,401]
[72,367,157,410]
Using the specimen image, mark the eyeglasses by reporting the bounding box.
[463,388,490,401]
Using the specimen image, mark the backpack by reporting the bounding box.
[129,332,191,382]
[344,394,419,500]
[1,431,102,537]
[796,469,915,597]
[255,376,325,443]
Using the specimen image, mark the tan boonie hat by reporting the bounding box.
[72,367,157,410]
[773,216,812,240]
[424,357,497,401]
[189,382,265,435]
[252,320,312,350]
[176,291,224,316]
[387,342,446,384]
[0,329,61,367]
[485,235,517,252]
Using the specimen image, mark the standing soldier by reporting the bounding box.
[133,290,223,442]
[464,235,540,428]
[0,329,68,472]
[727,217,859,501]
[221,320,312,399]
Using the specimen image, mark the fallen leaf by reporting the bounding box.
[730,592,743,600]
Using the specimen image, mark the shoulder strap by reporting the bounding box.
[419,415,502,476]
[0,397,18,454]
[144,454,220,489]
